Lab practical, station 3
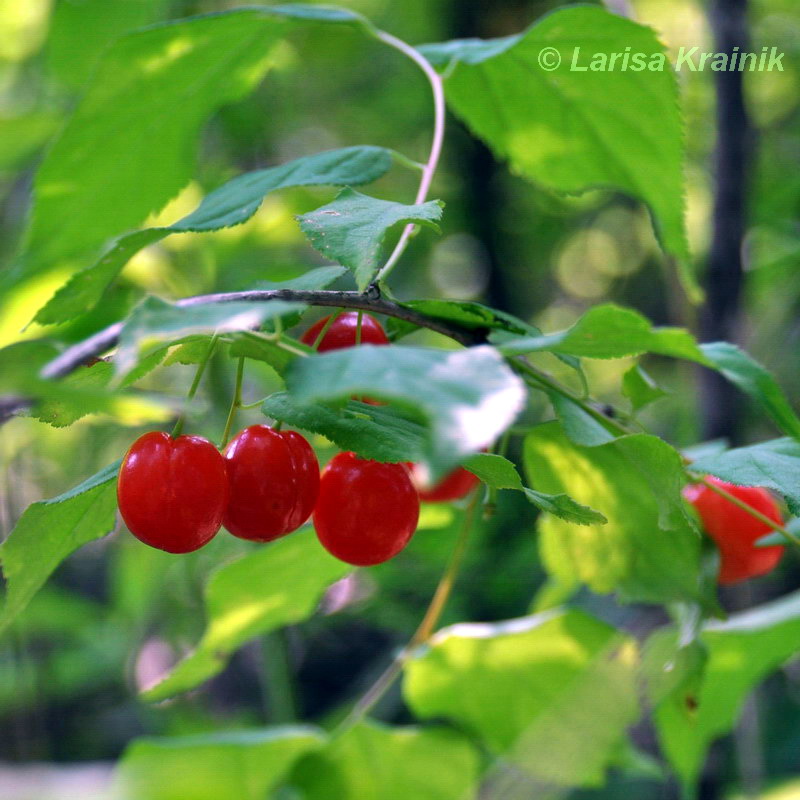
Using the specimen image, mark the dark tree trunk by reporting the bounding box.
[700,0,753,443]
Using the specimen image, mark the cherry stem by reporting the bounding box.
[333,491,479,737]
[312,308,343,350]
[355,310,364,346]
[220,356,245,449]
[694,475,800,548]
[170,334,218,438]
[373,29,445,285]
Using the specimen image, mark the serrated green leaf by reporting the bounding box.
[286,345,526,478]
[655,590,800,786]
[524,422,702,604]
[700,341,800,440]
[116,296,307,377]
[262,392,427,463]
[142,528,349,702]
[623,364,669,412]
[523,488,608,526]
[419,6,697,300]
[0,462,120,635]
[34,148,389,325]
[690,437,800,515]
[290,721,480,800]
[27,360,116,427]
[498,304,710,363]
[115,726,324,800]
[464,452,607,524]
[297,189,443,290]
[404,610,638,787]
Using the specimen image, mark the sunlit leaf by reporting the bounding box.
[142,529,349,702]
[115,726,324,800]
[419,6,697,300]
[404,610,638,787]
[524,422,702,604]
[291,721,480,800]
[497,304,709,363]
[655,591,800,786]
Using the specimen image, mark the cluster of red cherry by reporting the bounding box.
[116,312,478,566]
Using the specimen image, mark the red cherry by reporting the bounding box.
[683,476,785,585]
[413,465,479,503]
[117,432,228,553]
[314,452,419,566]
[301,311,389,351]
[223,425,319,542]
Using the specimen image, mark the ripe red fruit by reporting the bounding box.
[314,452,419,566]
[117,432,228,553]
[683,476,785,585]
[223,425,319,542]
[413,464,479,503]
[301,311,389,351]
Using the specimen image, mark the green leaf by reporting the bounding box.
[404,610,638,787]
[116,296,307,377]
[419,6,697,300]
[0,113,60,172]
[286,345,526,478]
[641,630,707,707]
[251,265,349,292]
[0,462,120,635]
[34,148,389,325]
[623,364,669,412]
[548,392,618,447]
[263,392,427,463]
[464,452,607,525]
[524,422,702,604]
[297,189,443,290]
[655,590,800,786]
[47,0,169,89]
[291,721,480,800]
[28,360,113,427]
[17,6,373,285]
[690,438,800,515]
[142,528,349,702]
[700,342,800,439]
[497,304,710,363]
[114,726,324,800]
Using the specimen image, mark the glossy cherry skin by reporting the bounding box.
[683,476,785,585]
[413,465,479,503]
[301,311,389,351]
[314,452,419,566]
[223,425,319,542]
[117,432,229,553]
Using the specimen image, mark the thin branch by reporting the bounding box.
[0,288,482,425]
[373,30,446,284]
